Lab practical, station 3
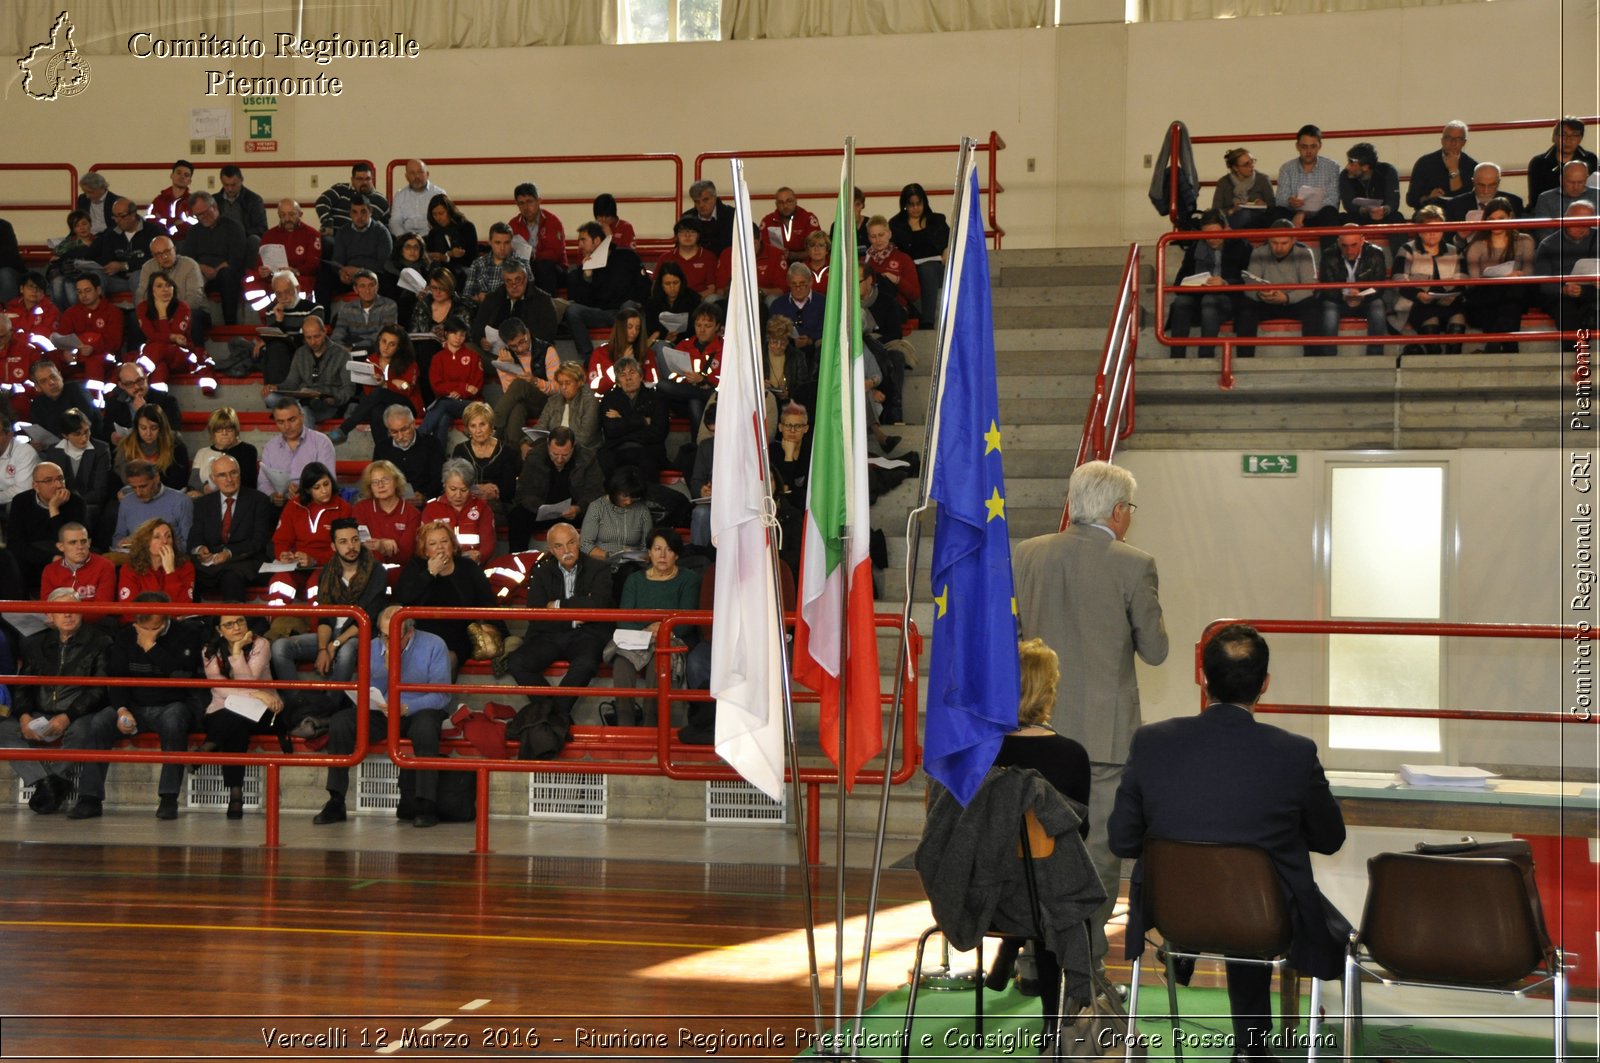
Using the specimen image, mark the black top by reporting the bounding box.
[451,439,519,504]
[393,557,498,662]
[994,731,1092,838]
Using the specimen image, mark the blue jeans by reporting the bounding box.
[565,302,620,359]
[420,397,469,445]
[68,700,196,800]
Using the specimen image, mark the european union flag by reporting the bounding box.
[924,164,1020,806]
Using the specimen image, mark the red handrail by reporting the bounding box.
[1196,618,1598,724]
[382,153,685,240]
[0,163,80,235]
[384,605,923,861]
[1064,244,1141,530]
[87,158,377,206]
[1154,215,1595,389]
[0,600,372,848]
[694,132,1007,248]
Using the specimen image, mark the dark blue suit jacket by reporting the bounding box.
[1106,703,1350,979]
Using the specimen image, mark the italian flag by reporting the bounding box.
[793,147,883,790]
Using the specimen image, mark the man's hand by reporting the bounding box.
[605,409,621,419]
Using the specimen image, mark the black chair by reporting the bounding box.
[1124,838,1325,1063]
[1342,839,1570,1063]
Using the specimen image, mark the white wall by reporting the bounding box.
[4,0,1592,247]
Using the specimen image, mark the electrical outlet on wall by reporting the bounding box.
[190,140,205,155]
[1144,154,1153,169]
[1026,158,1036,173]
[310,175,319,188]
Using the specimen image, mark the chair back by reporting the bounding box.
[1359,847,1550,986]
[1143,838,1293,958]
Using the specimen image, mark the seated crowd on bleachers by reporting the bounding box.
[0,161,941,826]
[1167,118,1600,357]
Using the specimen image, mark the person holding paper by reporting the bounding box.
[112,405,189,493]
[199,615,281,819]
[1318,225,1391,357]
[485,318,559,443]
[1274,125,1344,231]
[564,222,646,362]
[591,193,636,250]
[373,405,444,503]
[190,455,272,602]
[11,589,109,815]
[581,467,652,592]
[1211,148,1277,229]
[100,363,181,448]
[55,275,123,389]
[27,360,100,444]
[508,427,602,551]
[508,182,568,296]
[1444,162,1525,223]
[1234,221,1326,358]
[272,462,353,569]
[257,199,322,298]
[117,517,196,609]
[422,194,479,289]
[258,398,336,506]
[643,262,698,348]
[1534,201,1600,333]
[462,222,527,304]
[273,315,357,425]
[249,270,322,386]
[408,267,471,348]
[655,303,723,434]
[422,459,496,564]
[1338,142,1402,229]
[354,461,422,565]
[329,326,422,444]
[380,232,428,327]
[471,261,558,348]
[1166,212,1248,360]
[1464,198,1536,352]
[532,361,601,450]
[1390,205,1467,353]
[109,460,191,555]
[759,186,821,262]
[327,270,397,355]
[8,461,84,591]
[607,527,700,728]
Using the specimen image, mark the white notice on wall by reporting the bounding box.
[190,108,231,139]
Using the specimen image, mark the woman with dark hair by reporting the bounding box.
[394,520,499,672]
[643,261,698,348]
[582,465,653,598]
[888,182,951,327]
[199,614,281,819]
[42,408,113,536]
[330,324,421,443]
[590,307,657,394]
[46,210,95,307]
[1464,196,1536,353]
[113,403,189,491]
[117,517,196,606]
[134,270,195,382]
[272,461,352,568]
[381,231,428,324]
[1212,148,1277,227]
[424,193,478,286]
[608,526,701,726]
[7,270,61,339]
[410,266,469,343]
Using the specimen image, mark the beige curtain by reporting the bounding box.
[721,0,1049,39]
[1140,0,1486,20]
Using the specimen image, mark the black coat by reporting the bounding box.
[42,439,115,510]
[100,390,182,447]
[471,286,558,346]
[1107,704,1351,979]
[6,489,86,587]
[15,624,111,720]
[29,383,102,439]
[525,554,613,636]
[1443,189,1526,222]
[190,488,273,563]
[107,619,207,712]
[373,433,446,501]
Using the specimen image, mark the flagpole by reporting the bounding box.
[728,158,827,1034]
[848,137,978,1057]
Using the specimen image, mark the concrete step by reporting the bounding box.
[991,304,1121,329]
[997,264,1147,288]
[991,246,1133,268]
[900,374,1093,407]
[991,284,1123,307]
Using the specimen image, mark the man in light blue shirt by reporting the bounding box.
[311,605,454,828]
[112,460,193,552]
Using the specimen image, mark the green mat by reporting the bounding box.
[797,980,1596,1061]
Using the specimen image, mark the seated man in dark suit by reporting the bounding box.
[1108,624,1349,1061]
[471,261,557,346]
[508,426,604,552]
[563,222,645,361]
[189,454,272,602]
[503,522,613,720]
[6,461,85,591]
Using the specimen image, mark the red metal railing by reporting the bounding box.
[1154,215,1595,389]
[0,164,80,252]
[1167,117,1600,225]
[0,600,372,848]
[87,159,378,205]
[384,605,923,861]
[1195,618,1599,723]
[1062,244,1141,530]
[695,132,1008,248]
[382,153,685,246]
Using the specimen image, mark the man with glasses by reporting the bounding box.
[89,197,164,296]
[1274,124,1342,230]
[372,404,443,503]
[7,461,84,590]
[190,455,272,602]
[1528,116,1598,206]
[1015,460,1168,977]
[472,262,557,345]
[179,191,248,324]
[1444,162,1526,222]
[258,398,335,505]
[1407,121,1477,211]
[135,235,211,345]
[100,363,181,448]
[485,317,559,437]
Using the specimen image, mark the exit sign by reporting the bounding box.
[1243,454,1297,475]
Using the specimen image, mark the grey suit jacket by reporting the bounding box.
[1014,523,1168,764]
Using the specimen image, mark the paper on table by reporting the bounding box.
[222,694,269,720]
[613,628,654,652]
[1482,260,1517,278]
[259,244,289,272]
[1179,272,1212,287]
[398,267,427,294]
[1399,763,1498,788]
[535,498,571,521]
[1296,186,1324,211]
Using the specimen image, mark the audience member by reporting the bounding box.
[315,163,391,237]
[509,427,603,551]
[148,159,197,239]
[1166,212,1248,359]
[581,466,652,576]
[609,527,700,727]
[190,454,272,602]
[643,261,698,348]
[101,363,181,447]
[324,196,394,300]
[0,419,40,512]
[1535,202,1600,332]
[8,271,62,341]
[534,360,602,449]
[771,264,825,351]
[1319,225,1391,356]
[688,404,716,547]
[802,231,831,292]
[1527,117,1599,206]
[1444,162,1526,221]
[373,404,445,503]
[215,165,269,244]
[75,171,118,235]
[863,216,921,319]
[14,589,108,815]
[45,209,95,308]
[422,459,496,563]
[656,303,723,432]
[257,199,322,297]
[44,413,112,535]
[136,237,210,351]
[1212,148,1276,228]
[599,357,668,480]
[410,267,469,346]
[760,186,822,262]
[0,309,36,397]
[328,269,398,352]
[273,462,353,569]
[1406,121,1477,210]
[274,314,356,424]
[134,269,199,382]
[657,218,718,299]
[354,460,423,566]
[331,325,421,443]
[180,192,248,325]
[505,521,613,721]
[311,606,450,827]
[72,590,205,820]
[508,182,568,296]
[1339,142,1402,227]
[1391,205,1467,353]
[250,270,322,385]
[90,198,163,296]
[57,275,123,387]
[451,401,518,513]
[681,180,736,256]
[112,404,188,491]
[1108,624,1348,1058]
[462,223,526,304]
[117,517,196,605]
[472,260,559,345]
[1531,159,1600,219]
[423,193,479,287]
[1235,221,1325,357]
[0,217,19,304]
[258,398,336,504]
[592,193,636,249]
[381,231,428,325]
[28,360,101,440]
[889,182,951,324]
[715,224,788,300]
[190,407,260,496]
[488,318,559,440]
[389,160,444,238]
[565,222,646,361]
[420,316,484,443]
[111,459,191,553]
[1464,198,1537,352]
[394,520,498,669]
[197,613,280,818]
[8,460,84,589]
[763,316,813,421]
[589,309,656,395]
[1274,124,1343,229]
[40,520,115,604]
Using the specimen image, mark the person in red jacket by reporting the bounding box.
[508,182,567,295]
[715,230,788,299]
[116,517,196,611]
[40,521,117,605]
[6,272,62,343]
[759,187,822,261]
[655,220,718,299]
[57,274,124,387]
[256,198,322,296]
[657,302,724,434]
[0,312,41,407]
[148,159,196,240]
[420,316,483,444]
[133,271,196,383]
[353,459,422,569]
[864,216,922,319]
[273,461,354,570]
[422,459,497,564]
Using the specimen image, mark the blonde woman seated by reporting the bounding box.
[533,360,602,450]
[353,460,422,567]
[189,407,258,496]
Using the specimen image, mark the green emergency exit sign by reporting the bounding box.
[1243,454,1297,475]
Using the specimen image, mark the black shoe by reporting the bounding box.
[156,794,179,820]
[880,435,902,453]
[395,799,417,821]
[312,797,346,825]
[597,700,618,727]
[413,800,439,828]
[226,788,244,820]
[29,775,67,814]
[66,797,102,820]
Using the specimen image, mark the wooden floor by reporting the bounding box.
[0,840,945,1061]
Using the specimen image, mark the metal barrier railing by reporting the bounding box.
[86,158,378,209]
[1154,214,1595,389]
[384,605,923,860]
[0,600,372,848]
[1065,243,1141,531]
[0,163,81,254]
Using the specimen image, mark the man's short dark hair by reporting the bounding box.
[1346,142,1379,167]
[171,159,194,174]
[593,193,618,218]
[330,517,360,541]
[547,426,577,448]
[348,194,369,210]
[1558,116,1586,137]
[220,164,243,180]
[1295,124,1322,143]
[1202,624,1270,706]
[514,182,540,200]
[577,221,606,241]
[498,317,528,342]
[352,162,375,177]
[487,221,513,239]
[125,459,159,481]
[692,302,724,326]
[75,272,102,291]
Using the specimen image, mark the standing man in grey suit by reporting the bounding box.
[1014,460,1168,967]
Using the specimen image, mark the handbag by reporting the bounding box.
[466,621,504,661]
